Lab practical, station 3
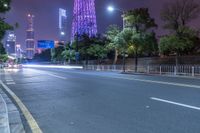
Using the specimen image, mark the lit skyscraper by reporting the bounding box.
[59,8,67,41]
[26,14,35,59]
[15,44,22,59]
[71,0,97,40]
[6,31,16,55]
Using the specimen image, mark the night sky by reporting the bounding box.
[5,0,200,49]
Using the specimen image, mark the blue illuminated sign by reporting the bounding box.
[37,40,55,49]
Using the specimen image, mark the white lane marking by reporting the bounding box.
[6,82,16,85]
[0,80,43,133]
[6,79,14,82]
[101,75,200,89]
[151,97,200,111]
[47,73,67,80]
[63,72,200,89]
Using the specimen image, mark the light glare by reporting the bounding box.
[107,6,114,12]
[23,64,83,69]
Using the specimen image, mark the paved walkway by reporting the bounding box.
[0,88,25,133]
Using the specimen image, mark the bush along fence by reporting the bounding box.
[83,65,200,77]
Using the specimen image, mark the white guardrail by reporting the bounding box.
[83,65,200,77]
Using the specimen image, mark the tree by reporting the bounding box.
[0,42,6,54]
[159,29,197,55]
[161,0,200,34]
[51,46,65,63]
[33,49,51,62]
[113,29,132,72]
[123,8,157,72]
[77,34,108,64]
[123,8,157,32]
[87,44,107,64]
[77,33,92,64]
[62,43,76,63]
[142,31,158,56]
[159,27,198,65]
[0,0,13,63]
[105,25,121,64]
[0,0,11,13]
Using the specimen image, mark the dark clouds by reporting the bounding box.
[4,0,200,49]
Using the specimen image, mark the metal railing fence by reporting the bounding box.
[83,65,200,77]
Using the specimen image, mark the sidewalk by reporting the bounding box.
[0,88,25,133]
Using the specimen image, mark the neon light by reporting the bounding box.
[71,0,97,40]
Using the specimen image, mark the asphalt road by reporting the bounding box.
[1,68,200,133]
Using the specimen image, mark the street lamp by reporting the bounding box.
[60,31,65,36]
[4,3,8,8]
[107,5,125,29]
[107,5,126,72]
[107,6,114,12]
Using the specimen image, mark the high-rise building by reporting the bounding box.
[15,44,22,59]
[6,31,16,55]
[26,14,35,59]
[59,8,67,41]
[71,0,97,40]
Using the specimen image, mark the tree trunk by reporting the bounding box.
[86,55,89,65]
[113,49,118,65]
[123,52,126,73]
[135,51,138,73]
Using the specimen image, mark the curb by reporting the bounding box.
[0,88,25,133]
[0,93,10,133]
[121,72,200,79]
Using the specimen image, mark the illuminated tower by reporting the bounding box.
[26,14,35,59]
[71,0,97,40]
[59,8,67,41]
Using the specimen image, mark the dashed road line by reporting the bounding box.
[151,97,200,111]
[6,82,16,85]
[6,79,13,81]
[0,80,43,133]
[47,73,67,80]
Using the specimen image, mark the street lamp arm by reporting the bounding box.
[115,8,124,13]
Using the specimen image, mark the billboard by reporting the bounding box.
[37,40,55,49]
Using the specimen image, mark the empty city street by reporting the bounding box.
[0,68,200,133]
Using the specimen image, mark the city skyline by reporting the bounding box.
[1,1,200,133]
[4,0,200,50]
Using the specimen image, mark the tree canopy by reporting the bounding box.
[123,8,157,32]
[161,0,200,34]
[159,27,199,56]
[0,0,13,62]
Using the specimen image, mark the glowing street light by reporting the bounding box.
[4,3,8,8]
[60,31,65,36]
[107,6,115,12]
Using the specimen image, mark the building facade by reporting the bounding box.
[71,0,97,40]
[59,8,67,41]
[15,44,22,59]
[26,14,35,59]
[6,31,16,55]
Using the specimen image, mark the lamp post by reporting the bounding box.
[107,5,126,72]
